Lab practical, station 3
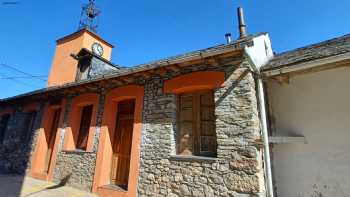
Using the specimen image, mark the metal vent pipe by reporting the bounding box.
[237,7,247,38]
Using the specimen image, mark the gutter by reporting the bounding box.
[244,48,274,197]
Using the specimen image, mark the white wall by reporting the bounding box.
[267,66,350,197]
[245,33,274,68]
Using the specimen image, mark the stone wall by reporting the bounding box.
[0,59,265,196]
[138,62,265,196]
[0,105,44,174]
[53,151,97,191]
[52,91,106,191]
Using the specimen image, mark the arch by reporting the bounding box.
[30,99,66,181]
[93,85,144,197]
[164,71,225,94]
[64,93,99,152]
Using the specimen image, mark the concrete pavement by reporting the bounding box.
[0,174,97,197]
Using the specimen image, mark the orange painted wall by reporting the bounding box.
[47,30,113,87]
[92,85,144,197]
[23,102,39,113]
[164,71,225,94]
[30,100,66,181]
[63,93,99,152]
[0,108,14,116]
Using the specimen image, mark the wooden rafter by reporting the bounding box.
[273,74,290,85]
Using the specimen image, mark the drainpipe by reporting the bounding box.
[244,48,274,197]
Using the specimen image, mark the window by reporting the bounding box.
[76,105,93,150]
[177,90,216,157]
[0,114,10,144]
[22,111,37,142]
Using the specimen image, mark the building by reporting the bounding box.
[0,6,275,196]
[1,4,350,197]
[263,34,350,196]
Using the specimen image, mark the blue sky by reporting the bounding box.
[0,0,349,98]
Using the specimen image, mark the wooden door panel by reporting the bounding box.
[44,108,61,173]
[111,100,135,188]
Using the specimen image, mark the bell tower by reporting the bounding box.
[47,0,114,87]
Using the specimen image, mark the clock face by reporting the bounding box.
[92,43,104,56]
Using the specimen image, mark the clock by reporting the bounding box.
[92,42,104,56]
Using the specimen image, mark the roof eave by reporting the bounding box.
[0,32,261,103]
[0,47,245,103]
[56,28,114,48]
[262,51,350,77]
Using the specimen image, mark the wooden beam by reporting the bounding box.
[206,58,219,66]
[273,74,290,85]
[120,77,134,83]
[156,68,167,76]
[166,65,181,72]
[99,80,108,86]
[62,89,76,94]
[142,72,152,79]
[84,83,99,90]
[111,79,123,86]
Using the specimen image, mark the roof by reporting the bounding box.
[56,28,114,48]
[0,34,258,103]
[76,48,121,69]
[263,33,350,71]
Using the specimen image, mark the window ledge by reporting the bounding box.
[99,184,127,192]
[62,149,94,154]
[169,155,218,162]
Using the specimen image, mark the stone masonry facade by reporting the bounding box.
[0,58,265,196]
[138,61,264,196]
[0,104,44,174]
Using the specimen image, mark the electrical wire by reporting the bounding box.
[0,76,47,80]
[0,72,37,88]
[0,63,47,82]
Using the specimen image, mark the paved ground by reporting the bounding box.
[0,174,97,197]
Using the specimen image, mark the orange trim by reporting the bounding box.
[164,71,225,94]
[23,103,39,113]
[29,99,66,181]
[64,93,99,152]
[93,85,144,197]
[0,108,13,116]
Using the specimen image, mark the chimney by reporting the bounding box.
[225,33,232,44]
[237,7,247,38]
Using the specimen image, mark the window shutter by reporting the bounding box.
[199,92,216,156]
[177,95,194,155]
[177,91,217,157]
[77,105,93,150]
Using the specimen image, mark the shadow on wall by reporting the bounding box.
[0,105,40,197]
[0,64,252,197]
[0,173,71,197]
[0,101,71,197]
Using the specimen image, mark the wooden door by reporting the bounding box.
[111,100,135,189]
[44,108,61,173]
